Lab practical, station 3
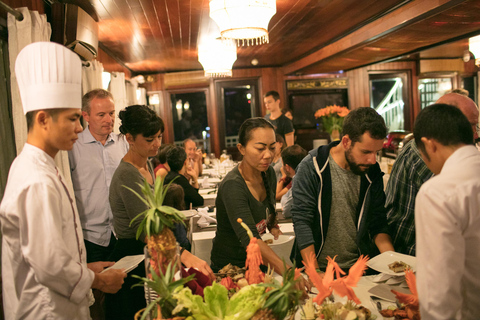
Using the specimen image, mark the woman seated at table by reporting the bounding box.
[107,105,213,319]
[165,146,204,208]
[210,118,307,289]
[154,143,174,179]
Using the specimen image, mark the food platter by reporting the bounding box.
[261,234,295,247]
[367,251,416,275]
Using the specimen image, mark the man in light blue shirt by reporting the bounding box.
[69,89,128,263]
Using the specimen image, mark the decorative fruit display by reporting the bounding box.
[127,177,186,277]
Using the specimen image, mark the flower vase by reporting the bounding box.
[330,129,340,141]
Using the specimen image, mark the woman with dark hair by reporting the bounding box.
[164,146,204,209]
[154,143,174,179]
[210,118,308,292]
[107,105,212,319]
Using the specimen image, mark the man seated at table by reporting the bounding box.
[183,138,203,178]
[290,107,394,270]
[165,146,204,208]
[385,92,479,256]
[277,145,307,219]
[413,103,480,319]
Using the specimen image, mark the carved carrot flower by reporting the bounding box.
[237,218,264,284]
[303,252,332,305]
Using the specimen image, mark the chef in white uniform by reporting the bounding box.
[0,42,126,320]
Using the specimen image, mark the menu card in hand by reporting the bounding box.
[101,254,145,274]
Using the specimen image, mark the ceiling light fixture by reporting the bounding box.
[198,39,237,77]
[469,35,480,66]
[209,0,276,46]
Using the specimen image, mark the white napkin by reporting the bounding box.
[202,176,216,188]
[197,207,217,228]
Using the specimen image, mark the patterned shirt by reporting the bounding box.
[385,140,434,256]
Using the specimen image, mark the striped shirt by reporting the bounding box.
[385,140,434,256]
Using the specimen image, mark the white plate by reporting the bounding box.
[385,276,405,285]
[261,234,295,246]
[368,284,411,302]
[372,273,394,283]
[367,251,416,276]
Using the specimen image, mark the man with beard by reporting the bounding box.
[290,107,394,270]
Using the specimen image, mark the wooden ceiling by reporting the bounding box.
[4,0,478,76]
[89,0,480,76]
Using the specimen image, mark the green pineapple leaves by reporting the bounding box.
[259,262,303,320]
[125,176,186,240]
[132,260,194,320]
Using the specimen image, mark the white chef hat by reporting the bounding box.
[15,42,82,115]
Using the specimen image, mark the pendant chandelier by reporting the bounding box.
[198,39,237,77]
[469,35,480,66]
[209,0,276,46]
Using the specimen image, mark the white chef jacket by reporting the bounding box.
[415,145,480,320]
[0,144,95,320]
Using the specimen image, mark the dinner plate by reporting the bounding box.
[368,284,411,302]
[261,234,295,246]
[372,273,394,283]
[367,251,416,275]
[385,276,405,285]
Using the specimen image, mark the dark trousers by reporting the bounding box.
[84,233,117,263]
[105,238,146,320]
[84,233,117,320]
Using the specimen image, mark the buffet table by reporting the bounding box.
[289,274,399,319]
[192,222,295,266]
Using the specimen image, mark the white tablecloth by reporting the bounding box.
[192,222,295,267]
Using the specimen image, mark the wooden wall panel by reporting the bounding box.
[419,59,464,73]
[97,48,132,78]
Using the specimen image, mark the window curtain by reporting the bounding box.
[126,79,147,106]
[82,59,104,94]
[110,72,127,134]
[137,87,147,105]
[8,8,74,194]
[125,79,138,106]
[0,40,16,200]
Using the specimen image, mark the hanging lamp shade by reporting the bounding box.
[209,0,276,46]
[198,39,237,77]
[469,35,480,66]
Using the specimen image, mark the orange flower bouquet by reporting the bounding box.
[314,105,350,137]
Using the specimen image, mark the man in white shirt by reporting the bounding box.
[414,103,480,320]
[69,89,128,263]
[0,42,126,320]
